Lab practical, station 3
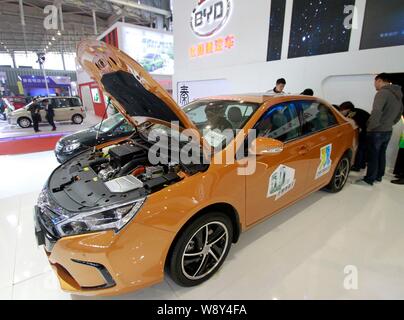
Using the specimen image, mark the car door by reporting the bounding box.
[245,101,310,226]
[69,97,84,117]
[52,98,64,121]
[38,102,46,123]
[298,100,344,191]
[54,98,71,121]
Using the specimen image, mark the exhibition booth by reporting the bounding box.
[1,0,404,302]
[173,0,404,168]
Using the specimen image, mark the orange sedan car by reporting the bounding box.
[34,41,358,296]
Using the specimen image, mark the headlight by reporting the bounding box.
[64,142,81,153]
[55,198,146,237]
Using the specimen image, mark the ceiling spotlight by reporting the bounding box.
[52,36,56,41]
[4,46,7,49]
[46,46,49,49]
[0,42,3,45]
[57,30,61,36]
[48,42,52,45]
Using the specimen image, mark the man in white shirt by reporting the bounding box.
[266,78,287,95]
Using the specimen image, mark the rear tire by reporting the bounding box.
[325,154,351,193]
[72,114,83,124]
[168,212,233,287]
[18,117,32,128]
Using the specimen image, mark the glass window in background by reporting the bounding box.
[288,0,355,59]
[267,0,286,61]
[360,0,404,50]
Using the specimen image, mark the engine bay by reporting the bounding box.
[47,137,192,213]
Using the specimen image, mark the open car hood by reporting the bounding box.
[77,40,197,132]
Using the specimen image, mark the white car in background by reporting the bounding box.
[8,96,86,128]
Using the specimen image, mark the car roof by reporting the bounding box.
[37,96,79,99]
[197,94,316,104]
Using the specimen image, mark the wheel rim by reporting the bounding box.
[20,119,30,128]
[334,158,350,189]
[181,221,229,280]
[73,115,82,123]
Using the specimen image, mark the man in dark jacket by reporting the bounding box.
[339,101,370,171]
[27,97,41,132]
[43,99,56,131]
[360,73,404,186]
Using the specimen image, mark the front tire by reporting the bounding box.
[168,212,233,287]
[18,117,32,128]
[325,155,351,193]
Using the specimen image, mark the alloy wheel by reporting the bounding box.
[334,158,350,189]
[181,221,229,280]
[73,115,83,124]
[19,118,31,128]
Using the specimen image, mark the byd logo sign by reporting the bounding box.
[190,0,232,37]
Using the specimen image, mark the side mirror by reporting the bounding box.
[249,137,284,156]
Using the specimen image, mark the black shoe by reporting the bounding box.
[375,177,382,183]
[356,178,374,186]
[52,127,56,131]
[391,178,404,185]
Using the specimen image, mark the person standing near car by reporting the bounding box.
[28,97,41,133]
[266,78,287,95]
[360,73,403,186]
[339,101,370,171]
[43,99,56,131]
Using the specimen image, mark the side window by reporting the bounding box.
[301,101,338,135]
[52,99,62,108]
[70,98,82,107]
[255,102,301,143]
[55,98,70,108]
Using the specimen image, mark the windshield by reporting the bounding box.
[141,100,260,149]
[94,113,128,133]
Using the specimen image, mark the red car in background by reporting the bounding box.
[5,96,27,110]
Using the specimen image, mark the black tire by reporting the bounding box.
[18,117,32,128]
[325,154,351,193]
[72,114,83,124]
[168,212,233,287]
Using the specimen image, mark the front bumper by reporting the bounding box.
[7,117,16,125]
[34,206,175,296]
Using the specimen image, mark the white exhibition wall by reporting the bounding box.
[173,0,404,168]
